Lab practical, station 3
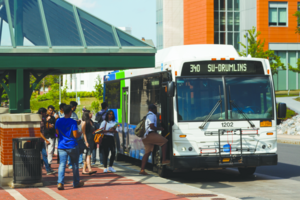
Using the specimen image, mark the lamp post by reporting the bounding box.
[246,32,249,56]
[59,75,61,105]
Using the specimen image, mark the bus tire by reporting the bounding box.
[238,167,256,176]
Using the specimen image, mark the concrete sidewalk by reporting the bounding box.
[278,134,300,145]
[276,96,300,114]
[0,156,239,200]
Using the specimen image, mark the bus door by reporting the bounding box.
[160,83,172,161]
[122,88,129,155]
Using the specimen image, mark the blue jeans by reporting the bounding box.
[68,153,83,166]
[41,142,51,172]
[92,144,104,164]
[58,146,80,186]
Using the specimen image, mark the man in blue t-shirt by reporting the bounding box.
[55,105,84,190]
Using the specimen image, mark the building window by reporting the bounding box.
[156,0,163,50]
[81,80,84,85]
[214,0,240,51]
[269,2,288,26]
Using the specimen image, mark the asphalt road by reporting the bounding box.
[114,143,300,200]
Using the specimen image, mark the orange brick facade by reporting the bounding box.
[257,0,300,50]
[0,127,40,165]
[184,0,214,45]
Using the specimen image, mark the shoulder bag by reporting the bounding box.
[94,122,106,145]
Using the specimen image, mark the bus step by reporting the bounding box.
[219,162,243,166]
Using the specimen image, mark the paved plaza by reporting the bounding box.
[0,156,237,200]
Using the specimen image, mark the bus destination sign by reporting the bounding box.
[181,60,265,76]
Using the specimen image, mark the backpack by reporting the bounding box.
[134,114,151,138]
[95,111,107,123]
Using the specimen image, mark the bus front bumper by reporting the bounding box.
[172,154,277,169]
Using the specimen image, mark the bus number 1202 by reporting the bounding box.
[190,64,200,73]
[222,122,233,127]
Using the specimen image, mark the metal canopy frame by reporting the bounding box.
[0,0,156,113]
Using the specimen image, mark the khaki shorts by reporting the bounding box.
[142,132,168,154]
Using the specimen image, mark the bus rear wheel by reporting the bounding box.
[238,167,256,176]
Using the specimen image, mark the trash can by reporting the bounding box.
[13,137,41,184]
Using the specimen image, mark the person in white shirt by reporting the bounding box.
[139,104,169,175]
[100,110,118,173]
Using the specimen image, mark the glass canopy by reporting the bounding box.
[0,0,154,48]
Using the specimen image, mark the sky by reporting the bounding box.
[66,0,157,46]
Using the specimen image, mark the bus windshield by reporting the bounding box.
[176,76,273,122]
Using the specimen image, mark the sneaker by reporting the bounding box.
[103,168,108,173]
[47,171,56,175]
[68,165,73,169]
[50,169,57,173]
[57,183,64,190]
[74,181,84,188]
[108,167,116,173]
[91,162,96,166]
[79,164,83,169]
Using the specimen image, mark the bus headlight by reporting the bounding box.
[267,144,272,149]
[181,147,186,151]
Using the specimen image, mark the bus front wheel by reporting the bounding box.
[238,167,256,176]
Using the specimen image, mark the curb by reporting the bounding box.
[277,139,300,145]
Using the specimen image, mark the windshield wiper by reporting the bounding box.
[200,86,223,129]
[228,86,255,128]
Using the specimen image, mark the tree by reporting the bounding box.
[293,11,300,34]
[48,83,59,109]
[91,101,100,114]
[94,75,103,100]
[290,11,300,72]
[30,74,59,94]
[239,27,285,75]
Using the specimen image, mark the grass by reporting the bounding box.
[30,97,100,114]
[285,108,297,121]
[275,90,300,97]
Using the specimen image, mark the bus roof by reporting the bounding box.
[155,45,240,67]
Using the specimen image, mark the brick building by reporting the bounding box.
[157,0,300,90]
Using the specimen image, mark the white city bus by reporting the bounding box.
[103,45,286,177]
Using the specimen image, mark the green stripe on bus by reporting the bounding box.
[116,71,125,123]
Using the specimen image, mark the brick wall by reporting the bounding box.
[184,0,214,45]
[0,127,40,165]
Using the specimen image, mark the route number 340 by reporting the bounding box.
[190,64,200,73]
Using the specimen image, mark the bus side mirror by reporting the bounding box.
[277,103,286,119]
[167,81,175,97]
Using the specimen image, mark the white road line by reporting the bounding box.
[2,187,27,200]
[39,188,67,200]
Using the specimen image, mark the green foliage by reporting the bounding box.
[286,108,297,120]
[36,91,95,101]
[94,75,103,100]
[48,83,59,109]
[67,91,95,98]
[293,11,300,34]
[30,75,59,93]
[91,101,100,114]
[289,12,300,72]
[239,27,286,75]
